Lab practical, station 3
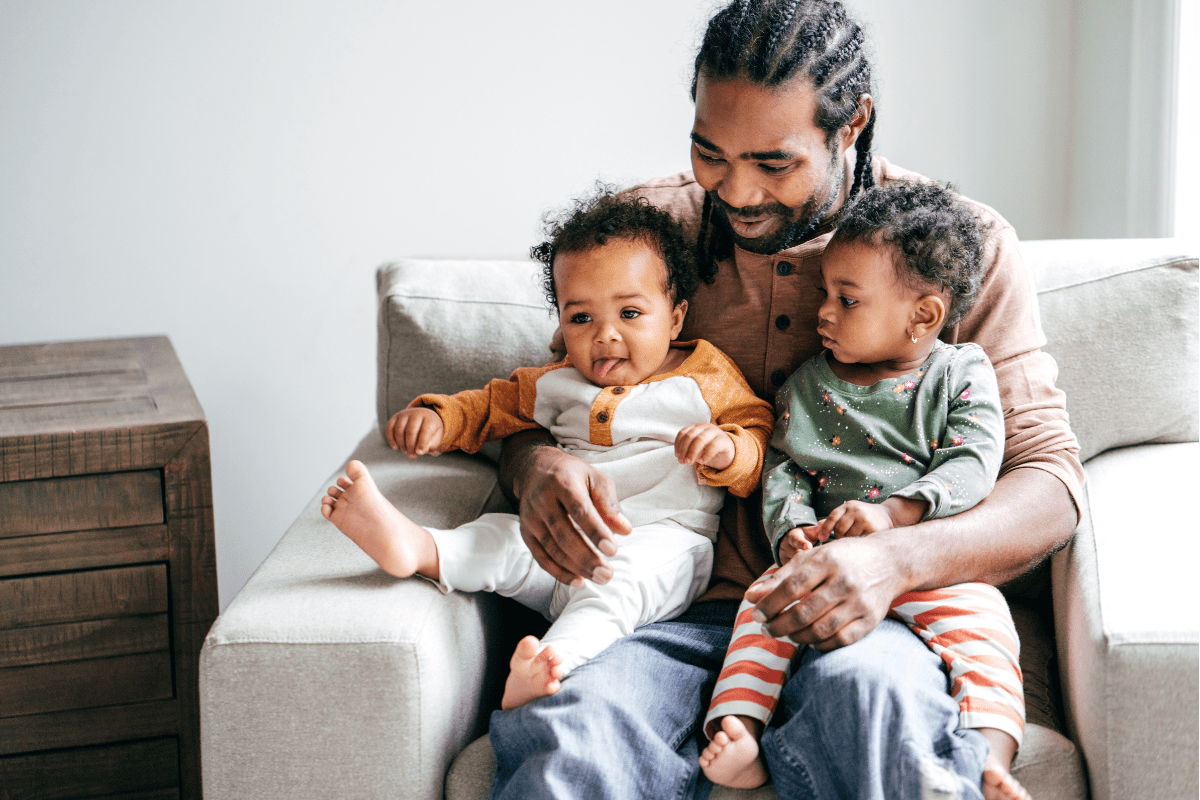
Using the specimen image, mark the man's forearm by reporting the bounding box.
[880,467,1078,592]
[497,428,558,503]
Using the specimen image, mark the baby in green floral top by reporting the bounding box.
[700,180,1031,800]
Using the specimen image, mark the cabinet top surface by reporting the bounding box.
[0,336,205,438]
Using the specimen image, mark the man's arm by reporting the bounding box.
[745,466,1076,650]
[497,429,632,587]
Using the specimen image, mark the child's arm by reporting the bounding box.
[680,344,776,497]
[392,364,558,456]
[888,346,1006,520]
[761,442,819,564]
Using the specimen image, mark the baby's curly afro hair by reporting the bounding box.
[831,180,992,327]
[531,185,698,311]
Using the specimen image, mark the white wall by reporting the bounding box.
[0,0,1179,610]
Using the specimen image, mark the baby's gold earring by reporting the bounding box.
[910,330,918,344]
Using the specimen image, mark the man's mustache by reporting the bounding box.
[708,192,790,220]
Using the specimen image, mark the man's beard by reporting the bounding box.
[709,156,844,255]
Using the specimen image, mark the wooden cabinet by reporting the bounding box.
[0,336,217,800]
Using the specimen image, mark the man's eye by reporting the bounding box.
[840,297,858,308]
[570,313,591,324]
[695,149,724,165]
[759,164,790,175]
[621,309,642,319]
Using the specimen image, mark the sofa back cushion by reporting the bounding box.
[376,241,1198,465]
[376,260,557,457]
[1021,239,1198,463]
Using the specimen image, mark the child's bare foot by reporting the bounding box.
[699,715,769,789]
[980,729,1031,800]
[501,636,565,710]
[321,460,438,579]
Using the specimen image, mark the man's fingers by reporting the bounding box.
[522,517,584,587]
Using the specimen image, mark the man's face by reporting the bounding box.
[690,74,847,255]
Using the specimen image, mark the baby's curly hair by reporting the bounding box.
[531,186,698,310]
[831,180,992,327]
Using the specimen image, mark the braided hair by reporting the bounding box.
[691,0,876,280]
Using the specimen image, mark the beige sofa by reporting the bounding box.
[200,238,1198,800]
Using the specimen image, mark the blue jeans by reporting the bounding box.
[489,600,988,800]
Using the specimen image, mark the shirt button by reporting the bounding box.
[775,315,790,330]
[776,261,793,276]
[611,386,625,394]
[770,370,786,387]
[597,411,610,423]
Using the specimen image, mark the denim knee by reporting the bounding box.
[762,619,988,800]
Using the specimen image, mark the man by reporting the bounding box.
[491,2,1082,797]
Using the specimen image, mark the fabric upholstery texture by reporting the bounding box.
[1053,442,1199,800]
[201,239,1198,800]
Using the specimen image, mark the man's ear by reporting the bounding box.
[910,294,946,340]
[840,94,873,152]
[670,299,688,340]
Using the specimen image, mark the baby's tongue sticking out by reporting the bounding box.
[594,358,622,378]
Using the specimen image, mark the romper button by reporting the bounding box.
[597,411,610,423]
[776,315,790,330]
[612,386,625,394]
[776,261,793,276]
[770,370,787,387]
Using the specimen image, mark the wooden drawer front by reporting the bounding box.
[0,470,163,538]
[0,736,179,800]
[0,565,172,719]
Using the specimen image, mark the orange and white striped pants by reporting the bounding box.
[704,567,1025,744]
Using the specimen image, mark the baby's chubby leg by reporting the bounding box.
[321,460,439,580]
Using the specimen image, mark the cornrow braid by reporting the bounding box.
[691,0,875,276]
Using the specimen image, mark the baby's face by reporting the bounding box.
[554,238,686,387]
[816,241,923,366]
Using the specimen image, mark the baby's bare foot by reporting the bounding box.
[501,636,565,710]
[699,715,769,789]
[321,460,437,579]
[982,764,1031,800]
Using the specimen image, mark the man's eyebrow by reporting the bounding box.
[690,131,795,162]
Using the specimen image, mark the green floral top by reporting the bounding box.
[762,341,1005,560]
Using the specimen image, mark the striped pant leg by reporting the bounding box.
[703,566,800,740]
[888,582,1026,745]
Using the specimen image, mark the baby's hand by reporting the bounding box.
[674,423,736,471]
[818,500,896,539]
[777,526,817,562]
[386,408,445,458]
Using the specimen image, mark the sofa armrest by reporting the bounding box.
[200,428,522,800]
[1052,442,1200,800]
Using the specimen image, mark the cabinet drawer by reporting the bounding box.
[0,564,172,719]
[0,736,179,800]
[0,470,163,538]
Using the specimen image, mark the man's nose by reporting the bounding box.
[718,166,766,211]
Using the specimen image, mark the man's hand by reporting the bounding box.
[386,408,445,458]
[674,423,736,472]
[514,441,633,587]
[743,535,904,651]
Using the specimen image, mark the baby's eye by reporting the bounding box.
[815,286,828,297]
[621,309,642,319]
[569,313,592,324]
[840,296,858,308]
